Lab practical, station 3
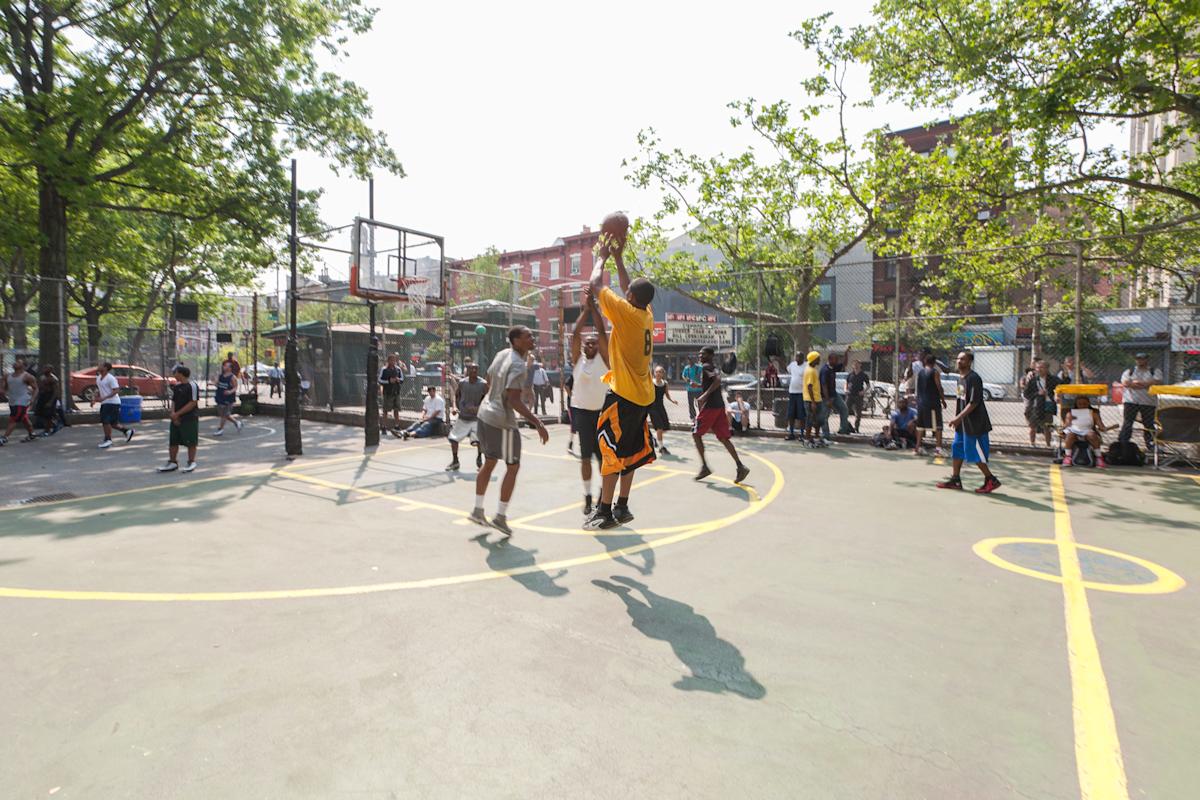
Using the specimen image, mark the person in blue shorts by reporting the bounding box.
[937,350,1001,494]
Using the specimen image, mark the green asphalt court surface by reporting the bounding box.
[1,419,1197,799]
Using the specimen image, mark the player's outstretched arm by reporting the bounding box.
[588,292,611,367]
[611,248,632,295]
[570,302,589,364]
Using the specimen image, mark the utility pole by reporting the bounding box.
[755,268,763,430]
[893,258,902,392]
[1073,241,1084,383]
[284,159,303,456]
[365,178,379,447]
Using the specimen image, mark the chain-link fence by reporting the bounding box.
[4,254,1199,452]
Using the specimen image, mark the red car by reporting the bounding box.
[71,365,175,402]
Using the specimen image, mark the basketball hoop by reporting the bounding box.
[400,276,430,315]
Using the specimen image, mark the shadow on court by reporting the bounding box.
[592,530,655,576]
[592,575,765,700]
[471,533,569,597]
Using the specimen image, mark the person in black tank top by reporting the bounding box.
[691,346,749,484]
[914,354,945,455]
[649,365,677,454]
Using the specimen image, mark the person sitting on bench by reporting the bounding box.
[1062,396,1112,468]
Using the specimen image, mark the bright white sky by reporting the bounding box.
[297,0,1123,267]
[296,0,928,264]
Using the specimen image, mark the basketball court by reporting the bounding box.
[1,419,1197,799]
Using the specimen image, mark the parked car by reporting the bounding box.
[71,365,174,402]
[721,372,759,391]
[938,373,1008,401]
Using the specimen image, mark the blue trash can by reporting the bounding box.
[119,395,142,424]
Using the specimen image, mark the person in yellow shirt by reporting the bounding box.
[584,235,656,531]
[802,350,826,447]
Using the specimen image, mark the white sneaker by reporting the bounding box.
[98,439,113,449]
[181,462,196,473]
[213,428,225,436]
[157,461,179,472]
[234,418,243,431]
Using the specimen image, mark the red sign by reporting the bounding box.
[652,322,666,344]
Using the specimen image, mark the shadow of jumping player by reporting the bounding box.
[592,576,765,699]
[471,533,569,597]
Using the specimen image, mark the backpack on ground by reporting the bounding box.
[1105,441,1145,467]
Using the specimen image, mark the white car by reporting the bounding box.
[939,373,1008,401]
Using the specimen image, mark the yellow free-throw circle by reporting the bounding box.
[973,537,1187,595]
[0,453,784,603]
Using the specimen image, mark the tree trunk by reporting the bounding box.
[793,284,814,354]
[84,308,103,365]
[1,246,36,349]
[37,172,68,370]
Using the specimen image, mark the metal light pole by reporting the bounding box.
[284,159,303,456]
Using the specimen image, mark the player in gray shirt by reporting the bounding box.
[446,363,488,472]
[470,326,548,536]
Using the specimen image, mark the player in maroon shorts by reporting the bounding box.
[691,346,749,483]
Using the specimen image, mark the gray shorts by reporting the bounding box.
[478,419,520,465]
[217,402,235,417]
[381,393,402,413]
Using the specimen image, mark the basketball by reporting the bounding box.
[600,211,629,247]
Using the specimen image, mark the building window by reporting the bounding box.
[549,258,560,280]
[551,320,560,336]
[530,261,540,280]
[549,291,559,308]
[509,262,522,280]
[884,259,898,280]
[570,254,581,276]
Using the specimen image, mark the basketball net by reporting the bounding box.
[403,277,429,315]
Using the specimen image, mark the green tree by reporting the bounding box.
[864,0,1200,247]
[627,18,888,352]
[0,0,401,370]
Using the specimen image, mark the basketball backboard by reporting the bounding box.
[349,217,446,308]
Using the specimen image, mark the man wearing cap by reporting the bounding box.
[1118,352,1161,451]
[802,351,826,447]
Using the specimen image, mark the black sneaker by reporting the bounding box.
[445,460,460,472]
[124,428,136,443]
[784,434,797,441]
[475,451,483,469]
[613,505,634,525]
[583,510,619,530]
[695,464,712,481]
[734,463,750,484]
[583,495,593,516]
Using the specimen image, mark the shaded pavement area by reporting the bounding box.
[1,420,1197,798]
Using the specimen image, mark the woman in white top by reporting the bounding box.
[1062,396,1112,468]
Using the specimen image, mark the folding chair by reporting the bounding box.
[1153,406,1200,470]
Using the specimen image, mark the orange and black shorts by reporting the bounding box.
[596,392,656,477]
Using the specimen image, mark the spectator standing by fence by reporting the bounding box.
[1118,352,1161,451]
[821,354,851,437]
[1023,359,1059,447]
[378,353,405,434]
[914,353,945,456]
[845,360,870,433]
[268,362,283,398]
[682,356,703,421]
[34,366,65,436]
[803,351,825,447]
[784,352,807,441]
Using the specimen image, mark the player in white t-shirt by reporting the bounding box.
[91,362,135,449]
[784,352,807,440]
[568,297,610,516]
[1062,396,1112,468]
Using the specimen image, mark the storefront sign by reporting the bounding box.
[665,312,718,323]
[652,322,666,344]
[1171,318,1200,352]
[664,321,733,347]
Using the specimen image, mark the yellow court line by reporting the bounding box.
[0,451,784,602]
[1050,465,1130,800]
[0,444,441,513]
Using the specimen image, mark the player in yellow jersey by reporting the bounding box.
[583,232,656,530]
